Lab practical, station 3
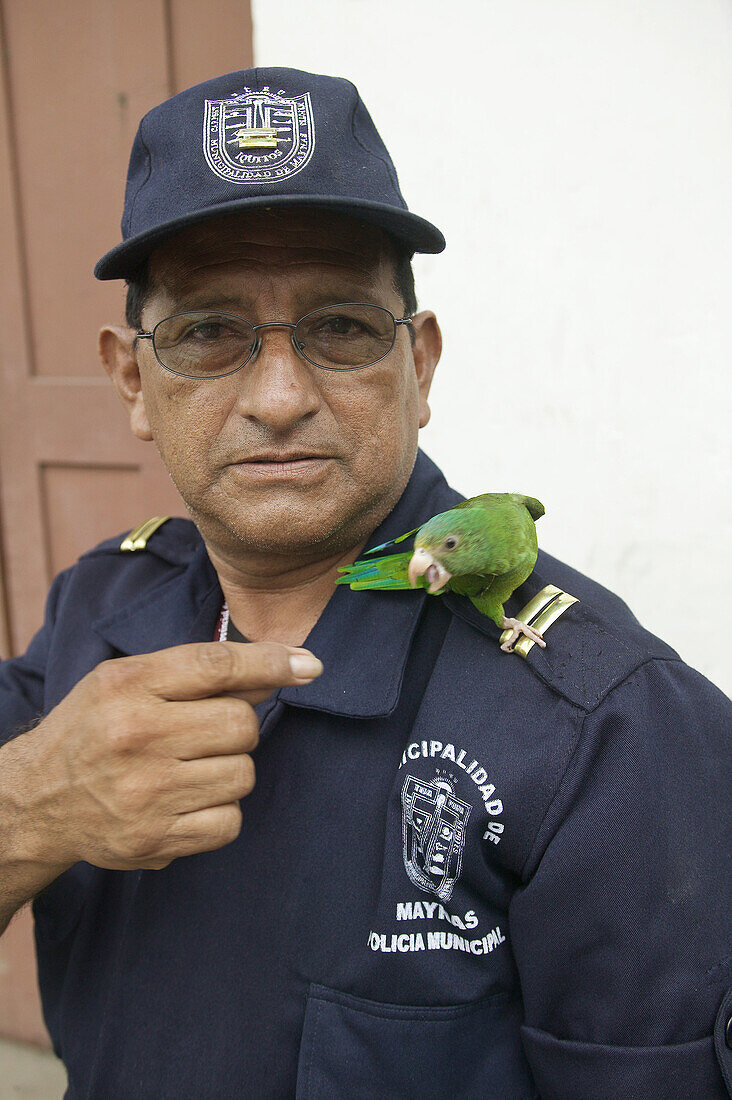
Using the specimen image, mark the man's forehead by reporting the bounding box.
[147,208,394,291]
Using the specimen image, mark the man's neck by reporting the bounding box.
[207,543,366,646]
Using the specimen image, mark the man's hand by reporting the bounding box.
[4,642,322,873]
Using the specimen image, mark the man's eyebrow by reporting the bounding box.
[172,286,386,314]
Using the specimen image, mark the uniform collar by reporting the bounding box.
[94,451,461,719]
[92,540,222,656]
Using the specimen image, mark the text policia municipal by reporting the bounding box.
[368,901,507,956]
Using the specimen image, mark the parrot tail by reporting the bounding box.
[511,494,545,521]
[336,552,414,590]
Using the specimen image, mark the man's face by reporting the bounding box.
[106,209,440,565]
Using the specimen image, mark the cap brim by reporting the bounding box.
[94,195,445,280]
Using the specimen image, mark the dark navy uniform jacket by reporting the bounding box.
[2,452,731,1099]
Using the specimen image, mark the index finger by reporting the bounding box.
[138,641,323,701]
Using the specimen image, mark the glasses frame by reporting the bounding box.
[136,301,414,379]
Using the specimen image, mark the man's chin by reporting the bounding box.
[187,459,413,563]
[193,493,364,559]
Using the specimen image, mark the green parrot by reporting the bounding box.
[336,493,546,652]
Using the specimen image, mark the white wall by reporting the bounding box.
[253,0,732,696]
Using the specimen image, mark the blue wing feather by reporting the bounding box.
[362,527,420,557]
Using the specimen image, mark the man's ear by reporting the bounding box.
[410,311,442,428]
[98,326,153,441]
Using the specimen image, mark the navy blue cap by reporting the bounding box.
[94,67,445,280]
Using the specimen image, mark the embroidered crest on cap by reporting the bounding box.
[402,774,471,902]
[203,86,315,185]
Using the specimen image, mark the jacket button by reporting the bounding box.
[726,1014,732,1051]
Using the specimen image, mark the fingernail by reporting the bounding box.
[289,652,323,680]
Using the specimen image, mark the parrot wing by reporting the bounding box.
[336,551,415,590]
[437,503,538,580]
[462,492,544,521]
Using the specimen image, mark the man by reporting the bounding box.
[0,67,729,1099]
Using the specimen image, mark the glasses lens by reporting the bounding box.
[294,304,396,369]
[152,312,257,377]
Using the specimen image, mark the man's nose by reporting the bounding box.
[234,324,322,431]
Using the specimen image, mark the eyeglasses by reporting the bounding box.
[136,302,413,379]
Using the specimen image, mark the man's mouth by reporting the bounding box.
[242,452,331,463]
[408,547,452,593]
[228,452,334,480]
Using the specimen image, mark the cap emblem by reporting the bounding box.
[203,86,315,184]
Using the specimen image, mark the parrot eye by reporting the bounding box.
[444,535,459,550]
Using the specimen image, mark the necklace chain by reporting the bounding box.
[219,601,230,642]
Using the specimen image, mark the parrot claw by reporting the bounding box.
[499,617,546,653]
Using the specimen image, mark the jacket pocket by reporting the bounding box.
[296,983,537,1099]
[521,1024,726,1100]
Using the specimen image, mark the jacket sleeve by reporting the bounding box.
[509,657,732,1099]
[0,568,72,747]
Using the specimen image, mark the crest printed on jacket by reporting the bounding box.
[402,773,471,901]
[203,87,315,184]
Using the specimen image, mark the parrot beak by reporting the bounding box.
[408,547,452,594]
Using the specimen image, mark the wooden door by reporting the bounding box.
[0,0,253,1048]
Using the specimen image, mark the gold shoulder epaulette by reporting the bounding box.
[120,516,171,552]
[500,584,579,657]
